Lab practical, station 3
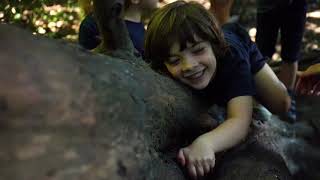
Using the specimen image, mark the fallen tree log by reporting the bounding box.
[2,22,320,180]
[0,1,206,178]
[0,23,208,180]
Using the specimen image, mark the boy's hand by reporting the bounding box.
[177,135,215,179]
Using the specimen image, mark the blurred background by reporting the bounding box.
[0,0,319,60]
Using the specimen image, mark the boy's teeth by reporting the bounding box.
[189,70,203,79]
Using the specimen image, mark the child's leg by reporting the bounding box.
[279,0,307,90]
[254,64,291,116]
[256,9,279,58]
[210,0,234,25]
[277,62,298,90]
[274,0,307,122]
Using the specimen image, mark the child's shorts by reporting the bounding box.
[256,0,307,63]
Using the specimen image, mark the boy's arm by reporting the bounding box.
[254,64,290,116]
[204,95,252,152]
[177,96,252,179]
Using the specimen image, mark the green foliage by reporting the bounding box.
[0,0,81,41]
[1,0,319,43]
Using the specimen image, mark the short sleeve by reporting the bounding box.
[223,49,256,104]
[200,25,258,106]
[248,42,267,74]
[223,23,266,74]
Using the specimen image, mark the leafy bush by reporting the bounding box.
[0,0,81,41]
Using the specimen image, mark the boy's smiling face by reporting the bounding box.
[165,37,217,90]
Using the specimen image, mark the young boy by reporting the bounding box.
[256,0,308,121]
[78,0,158,56]
[145,1,291,179]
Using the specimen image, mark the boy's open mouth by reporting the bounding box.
[184,68,205,80]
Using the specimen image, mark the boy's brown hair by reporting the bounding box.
[145,1,228,72]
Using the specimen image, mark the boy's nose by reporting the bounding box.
[181,56,198,71]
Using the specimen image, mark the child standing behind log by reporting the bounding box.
[256,0,308,122]
[145,1,291,179]
[78,0,158,56]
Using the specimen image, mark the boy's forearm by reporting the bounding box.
[203,117,251,153]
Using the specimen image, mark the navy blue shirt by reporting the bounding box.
[196,23,266,107]
[79,14,100,50]
[78,14,145,55]
[125,20,145,56]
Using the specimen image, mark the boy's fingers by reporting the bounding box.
[209,158,216,171]
[203,160,211,174]
[195,162,204,177]
[187,164,197,180]
[177,149,186,166]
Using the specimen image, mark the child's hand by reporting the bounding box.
[177,135,215,179]
[296,63,320,96]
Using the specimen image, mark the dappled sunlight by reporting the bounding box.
[2,0,319,48]
[31,4,80,39]
[304,41,319,52]
[304,9,320,52]
[1,2,80,40]
[272,53,281,61]
[306,22,320,34]
[307,10,320,19]
[37,26,46,34]
[249,27,256,42]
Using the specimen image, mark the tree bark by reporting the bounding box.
[0,23,205,180]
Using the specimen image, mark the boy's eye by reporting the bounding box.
[167,58,180,65]
[192,47,205,54]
